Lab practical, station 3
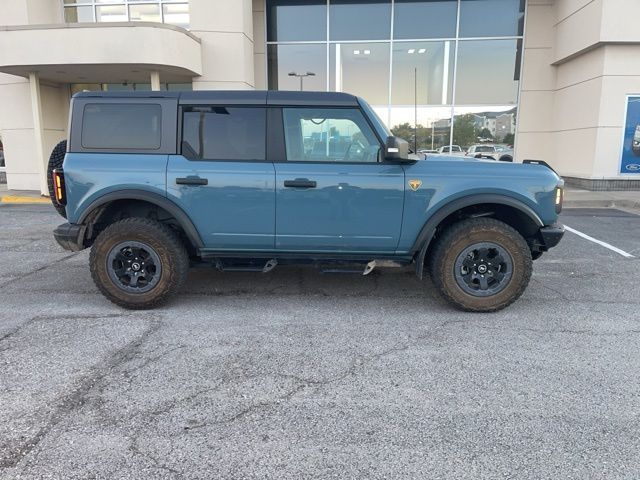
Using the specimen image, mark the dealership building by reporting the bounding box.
[0,0,639,192]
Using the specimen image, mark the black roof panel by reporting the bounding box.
[73,90,360,107]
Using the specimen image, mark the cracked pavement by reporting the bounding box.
[0,205,639,479]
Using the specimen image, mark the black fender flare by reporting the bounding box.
[412,194,543,279]
[77,190,204,249]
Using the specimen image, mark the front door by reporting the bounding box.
[167,105,275,251]
[274,107,405,253]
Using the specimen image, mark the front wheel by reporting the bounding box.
[428,218,532,312]
[90,218,189,309]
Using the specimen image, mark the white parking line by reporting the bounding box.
[564,225,635,258]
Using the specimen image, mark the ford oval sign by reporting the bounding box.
[626,163,640,171]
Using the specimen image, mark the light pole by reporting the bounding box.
[288,71,315,91]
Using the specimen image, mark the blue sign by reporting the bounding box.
[621,96,640,174]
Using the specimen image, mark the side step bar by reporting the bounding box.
[215,259,278,273]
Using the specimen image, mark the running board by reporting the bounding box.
[321,260,404,276]
[215,259,277,273]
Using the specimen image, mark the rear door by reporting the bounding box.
[167,104,275,251]
[272,107,405,253]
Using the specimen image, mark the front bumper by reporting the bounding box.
[53,222,85,252]
[539,222,565,250]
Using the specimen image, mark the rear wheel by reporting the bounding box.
[47,140,67,218]
[90,218,189,309]
[428,218,532,312]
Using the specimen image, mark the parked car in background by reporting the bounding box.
[437,145,464,155]
[466,144,513,162]
[633,124,640,156]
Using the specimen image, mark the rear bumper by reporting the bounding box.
[539,223,564,250]
[53,222,85,252]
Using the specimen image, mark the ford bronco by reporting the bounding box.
[50,91,564,311]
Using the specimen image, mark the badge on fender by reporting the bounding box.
[408,179,422,191]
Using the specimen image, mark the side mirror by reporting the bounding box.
[385,136,410,162]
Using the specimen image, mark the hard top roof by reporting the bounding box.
[72,90,360,107]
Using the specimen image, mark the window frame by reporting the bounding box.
[179,105,269,163]
[69,97,177,154]
[276,106,386,165]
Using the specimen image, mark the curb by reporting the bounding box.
[0,195,51,205]
[564,200,640,211]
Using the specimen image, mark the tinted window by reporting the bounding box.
[455,39,520,104]
[329,0,391,41]
[329,42,390,105]
[267,0,326,41]
[283,108,381,163]
[393,0,457,39]
[82,103,161,149]
[182,107,266,161]
[268,44,327,91]
[459,0,525,37]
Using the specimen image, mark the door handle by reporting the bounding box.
[176,177,208,186]
[284,179,317,189]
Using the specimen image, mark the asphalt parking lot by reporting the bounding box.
[1,204,639,479]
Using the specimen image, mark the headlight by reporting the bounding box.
[555,186,563,214]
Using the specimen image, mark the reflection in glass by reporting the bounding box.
[330,43,390,106]
[391,41,454,106]
[283,108,381,163]
[163,3,189,28]
[96,5,127,22]
[455,39,520,105]
[64,6,94,22]
[393,0,457,39]
[267,0,326,41]
[330,0,391,41]
[452,106,517,150]
[390,107,452,151]
[459,0,525,37]
[268,44,327,91]
[129,4,161,22]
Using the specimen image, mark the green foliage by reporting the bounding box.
[502,133,515,146]
[478,128,493,140]
[452,114,477,149]
[390,122,449,150]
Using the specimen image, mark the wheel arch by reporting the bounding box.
[412,194,543,278]
[78,190,204,250]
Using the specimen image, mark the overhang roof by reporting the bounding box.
[0,22,201,83]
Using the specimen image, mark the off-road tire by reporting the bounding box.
[428,218,532,312]
[47,140,67,218]
[90,218,189,309]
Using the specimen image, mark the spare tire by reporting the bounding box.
[47,140,67,218]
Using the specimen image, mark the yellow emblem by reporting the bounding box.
[408,179,422,191]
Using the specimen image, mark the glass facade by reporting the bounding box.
[63,1,189,28]
[266,0,525,152]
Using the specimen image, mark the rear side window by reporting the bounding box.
[182,107,266,161]
[81,103,161,150]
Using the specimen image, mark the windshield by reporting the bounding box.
[476,145,494,152]
[357,98,391,140]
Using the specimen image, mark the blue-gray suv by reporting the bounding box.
[50,90,564,311]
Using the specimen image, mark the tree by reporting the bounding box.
[391,122,432,151]
[502,133,515,146]
[452,114,477,148]
[478,128,493,141]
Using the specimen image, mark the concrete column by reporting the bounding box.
[189,0,255,90]
[28,72,47,196]
[150,71,161,91]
